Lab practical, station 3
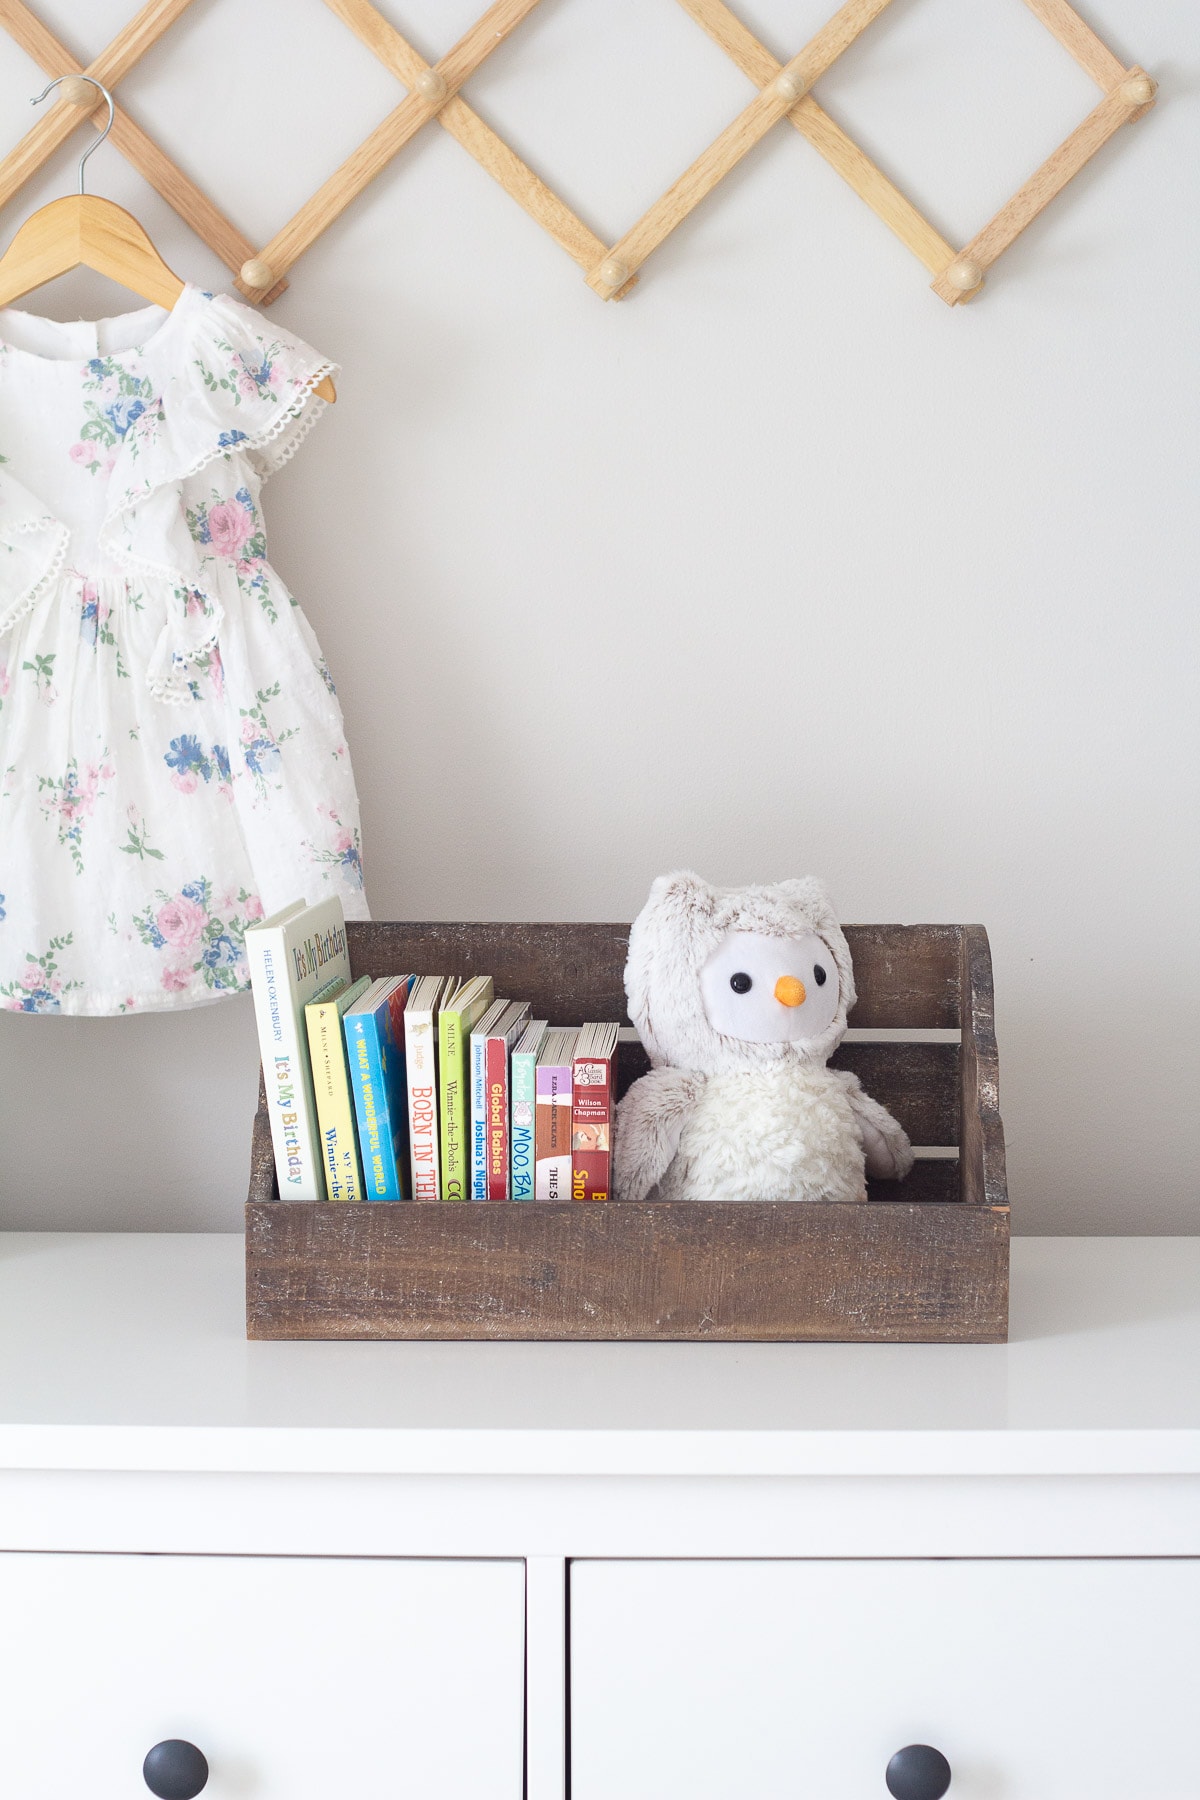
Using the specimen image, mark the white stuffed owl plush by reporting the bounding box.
[615,872,914,1205]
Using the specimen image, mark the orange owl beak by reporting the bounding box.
[774,975,807,1007]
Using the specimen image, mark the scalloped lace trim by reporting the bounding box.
[147,609,224,705]
[100,358,336,698]
[255,363,334,476]
[0,515,70,639]
[102,357,337,529]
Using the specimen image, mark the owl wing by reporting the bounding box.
[833,1070,915,1181]
[614,1067,706,1203]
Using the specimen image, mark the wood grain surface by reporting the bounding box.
[1021,0,1126,89]
[612,1038,960,1145]
[0,0,285,296]
[930,71,1154,304]
[587,0,896,295]
[344,920,964,1029]
[319,0,624,289]
[676,0,955,271]
[239,0,546,300]
[960,924,1008,1213]
[246,1196,1008,1342]
[0,0,196,208]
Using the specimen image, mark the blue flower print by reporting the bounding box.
[10,984,58,1012]
[238,685,295,794]
[165,734,208,777]
[131,881,255,996]
[238,351,274,395]
[218,430,248,448]
[80,594,98,646]
[75,359,155,473]
[202,932,241,974]
[165,735,213,795]
[305,807,364,892]
[1,935,82,1011]
[106,394,146,437]
[340,841,364,888]
[242,735,281,780]
[0,893,6,921]
[164,738,234,797]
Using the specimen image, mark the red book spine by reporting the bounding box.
[572,1052,613,1201]
[485,1034,509,1200]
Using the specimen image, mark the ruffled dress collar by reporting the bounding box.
[0,286,336,700]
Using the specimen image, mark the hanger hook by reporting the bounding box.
[31,74,115,196]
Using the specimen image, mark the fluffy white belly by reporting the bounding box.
[660,1066,867,1204]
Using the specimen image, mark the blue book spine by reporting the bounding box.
[470,1032,488,1201]
[510,1051,537,1200]
[347,1011,403,1201]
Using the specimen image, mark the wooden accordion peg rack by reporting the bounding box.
[0,0,1156,308]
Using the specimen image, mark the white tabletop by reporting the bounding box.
[0,1233,1196,1478]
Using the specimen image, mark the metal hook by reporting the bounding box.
[31,74,115,196]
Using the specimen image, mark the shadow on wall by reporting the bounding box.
[0,995,261,1232]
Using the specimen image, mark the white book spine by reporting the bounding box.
[405,1008,441,1203]
[246,929,323,1202]
[470,1031,489,1201]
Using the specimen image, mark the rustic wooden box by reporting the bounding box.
[246,920,1008,1343]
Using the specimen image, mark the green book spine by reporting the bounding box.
[439,1009,468,1201]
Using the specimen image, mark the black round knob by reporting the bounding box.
[143,1739,209,1799]
[886,1742,951,1800]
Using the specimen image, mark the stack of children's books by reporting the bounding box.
[247,898,620,1204]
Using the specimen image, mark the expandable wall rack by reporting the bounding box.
[0,0,1156,306]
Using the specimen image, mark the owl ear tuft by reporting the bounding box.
[777,875,833,916]
[626,871,722,1067]
[646,869,718,922]
[651,867,719,907]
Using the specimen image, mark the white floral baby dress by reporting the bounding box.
[0,285,368,1015]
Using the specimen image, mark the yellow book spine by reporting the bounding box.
[305,997,364,1203]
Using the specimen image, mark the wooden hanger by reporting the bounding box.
[0,74,335,403]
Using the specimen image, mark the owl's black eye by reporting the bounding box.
[729,972,753,994]
[813,963,827,986]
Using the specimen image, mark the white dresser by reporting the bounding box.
[0,1233,1196,1800]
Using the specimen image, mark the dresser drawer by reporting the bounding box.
[0,1552,523,1800]
[570,1558,1199,1799]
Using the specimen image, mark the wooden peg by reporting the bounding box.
[58,74,98,108]
[1120,73,1156,106]
[598,257,629,290]
[772,71,804,104]
[945,256,984,293]
[415,69,448,104]
[240,256,275,290]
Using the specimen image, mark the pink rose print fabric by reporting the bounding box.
[0,287,367,1014]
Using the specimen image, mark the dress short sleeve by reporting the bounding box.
[99,290,340,702]
[186,291,339,479]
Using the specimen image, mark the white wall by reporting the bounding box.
[1,0,1196,1233]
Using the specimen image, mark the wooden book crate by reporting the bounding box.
[246,921,1008,1342]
